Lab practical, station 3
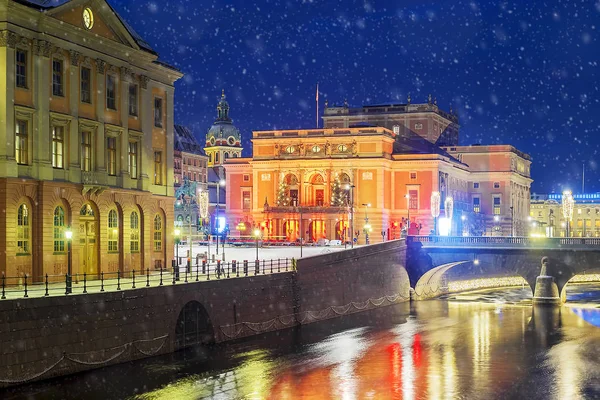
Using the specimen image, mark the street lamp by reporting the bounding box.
[65,228,73,294]
[562,190,575,237]
[174,228,181,267]
[405,194,411,235]
[431,191,440,236]
[254,228,261,260]
[211,179,227,260]
[362,203,371,245]
[345,184,355,248]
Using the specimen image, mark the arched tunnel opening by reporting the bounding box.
[175,301,215,350]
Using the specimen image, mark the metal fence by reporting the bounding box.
[407,235,600,248]
[0,258,294,300]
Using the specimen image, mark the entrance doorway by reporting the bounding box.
[79,204,99,276]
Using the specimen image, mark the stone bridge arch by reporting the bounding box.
[173,300,215,350]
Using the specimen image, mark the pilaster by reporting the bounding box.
[139,75,152,191]
[33,38,53,180]
[119,67,131,187]
[95,58,106,172]
[165,87,175,196]
[0,31,18,177]
[68,50,81,181]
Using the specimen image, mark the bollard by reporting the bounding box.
[101,271,105,292]
[146,268,150,287]
[255,260,259,275]
[1,272,5,299]
[202,260,206,274]
[196,264,199,282]
[44,273,49,296]
[24,274,28,298]
[83,272,87,293]
[278,258,281,273]
[217,260,221,279]
[132,269,136,289]
[243,260,248,276]
[159,267,164,286]
[286,257,289,272]
[117,270,121,290]
[262,260,266,274]
[207,262,211,281]
[270,259,273,274]
[227,262,230,279]
[234,260,239,278]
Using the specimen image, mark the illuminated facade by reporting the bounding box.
[224,119,532,243]
[0,0,182,279]
[530,193,600,237]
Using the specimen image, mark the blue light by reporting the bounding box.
[217,216,226,233]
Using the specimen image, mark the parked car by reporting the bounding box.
[317,238,330,246]
[327,239,342,246]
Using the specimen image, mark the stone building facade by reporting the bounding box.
[224,124,532,244]
[0,0,182,280]
[530,193,600,237]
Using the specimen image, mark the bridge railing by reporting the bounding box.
[0,258,294,301]
[407,235,600,248]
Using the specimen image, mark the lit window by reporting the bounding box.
[493,196,501,215]
[128,141,138,179]
[108,210,118,252]
[17,204,30,254]
[153,214,162,252]
[16,49,27,88]
[154,151,163,185]
[15,120,28,165]
[81,131,92,172]
[393,125,400,135]
[409,190,418,210]
[53,206,66,252]
[243,191,251,210]
[52,126,64,169]
[473,197,480,213]
[130,212,140,253]
[107,137,117,176]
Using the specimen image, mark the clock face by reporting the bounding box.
[83,8,94,30]
[227,136,235,145]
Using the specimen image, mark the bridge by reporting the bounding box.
[406,235,600,302]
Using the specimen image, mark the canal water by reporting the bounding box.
[5,283,600,399]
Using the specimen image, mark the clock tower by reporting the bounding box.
[204,90,243,167]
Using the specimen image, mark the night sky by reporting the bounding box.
[110,0,600,194]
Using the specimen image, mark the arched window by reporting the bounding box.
[130,212,139,253]
[53,206,66,252]
[215,152,220,163]
[208,153,212,163]
[224,152,229,160]
[17,204,30,254]
[108,210,118,252]
[153,214,163,252]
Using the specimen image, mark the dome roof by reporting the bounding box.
[206,90,242,148]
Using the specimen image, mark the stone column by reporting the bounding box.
[165,86,175,196]
[95,59,106,173]
[68,50,81,181]
[0,31,17,177]
[33,38,53,180]
[119,67,131,187]
[532,257,561,305]
[139,75,152,191]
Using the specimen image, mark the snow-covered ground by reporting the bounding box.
[173,243,359,263]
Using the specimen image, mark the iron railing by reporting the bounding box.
[0,258,294,300]
[407,235,600,248]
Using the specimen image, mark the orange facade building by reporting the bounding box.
[225,99,532,243]
[0,0,181,280]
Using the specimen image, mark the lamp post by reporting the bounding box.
[431,191,440,236]
[405,194,411,235]
[562,190,574,238]
[362,203,371,245]
[174,228,181,267]
[254,228,261,260]
[510,205,515,237]
[65,228,73,294]
[211,179,226,260]
[345,184,355,248]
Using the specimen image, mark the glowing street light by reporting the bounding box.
[65,228,73,294]
[562,190,575,237]
[431,191,441,235]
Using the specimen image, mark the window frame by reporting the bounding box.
[128,141,138,179]
[80,66,92,104]
[154,151,163,185]
[52,59,64,97]
[106,74,117,110]
[493,196,501,215]
[17,203,30,255]
[15,119,28,165]
[153,214,163,252]
[16,49,27,89]
[81,131,92,172]
[107,209,119,253]
[52,126,65,169]
[154,97,163,128]
[130,212,140,253]
[53,206,66,253]
[128,84,138,116]
[473,196,481,213]
[107,136,117,176]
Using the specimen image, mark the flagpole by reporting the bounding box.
[316,83,319,128]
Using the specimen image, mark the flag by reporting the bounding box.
[316,83,319,102]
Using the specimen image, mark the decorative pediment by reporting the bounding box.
[46,0,142,51]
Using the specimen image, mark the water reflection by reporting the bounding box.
[6,285,600,399]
